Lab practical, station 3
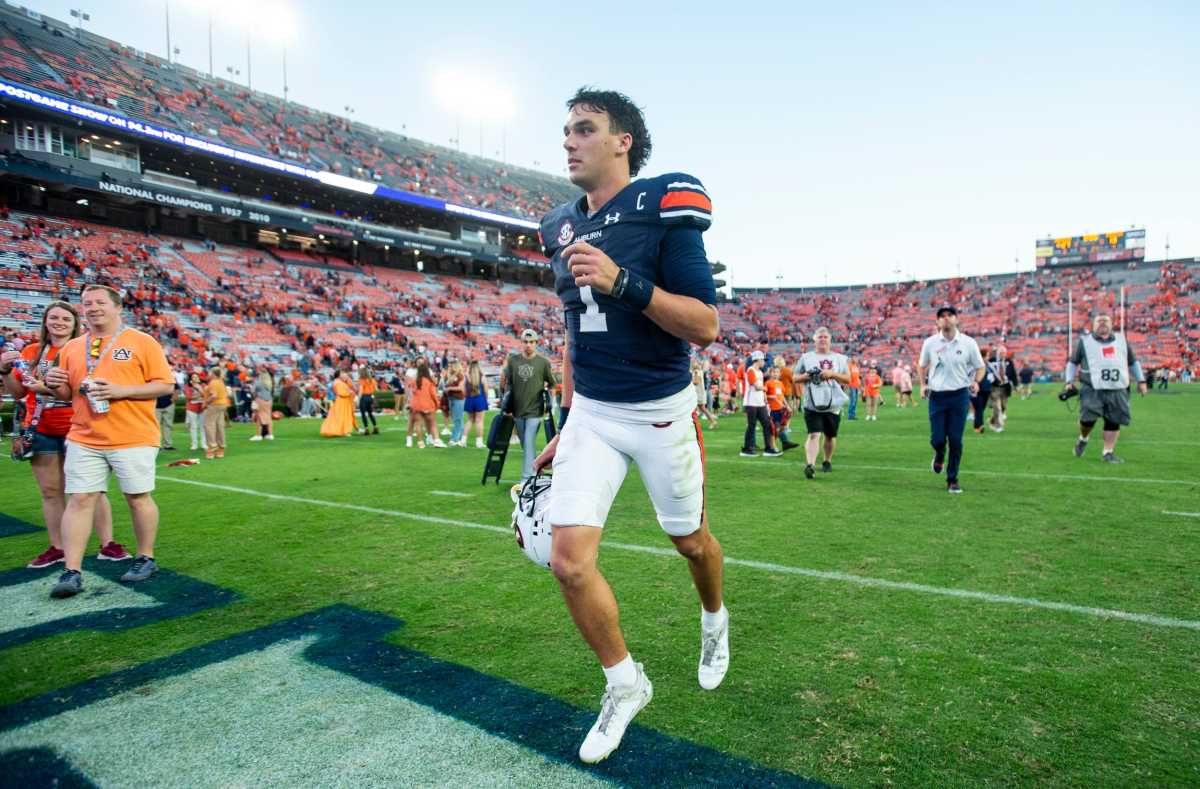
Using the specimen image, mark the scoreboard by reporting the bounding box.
[1036,229,1145,268]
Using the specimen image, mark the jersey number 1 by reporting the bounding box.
[579,286,608,333]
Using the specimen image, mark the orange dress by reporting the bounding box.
[320,379,357,437]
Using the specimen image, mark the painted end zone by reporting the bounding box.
[0,558,238,651]
[0,512,42,539]
[0,605,826,788]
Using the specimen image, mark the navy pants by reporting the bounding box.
[929,388,969,483]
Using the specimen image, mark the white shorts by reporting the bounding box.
[64,441,158,495]
[549,406,706,537]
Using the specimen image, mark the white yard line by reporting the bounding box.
[159,476,1200,632]
[705,457,1196,486]
[1162,511,1200,518]
[430,491,473,498]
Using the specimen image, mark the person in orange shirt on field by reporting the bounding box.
[357,364,380,435]
[0,301,125,570]
[203,367,230,457]
[777,357,797,412]
[862,362,883,421]
[765,366,799,451]
[846,360,862,420]
[43,284,175,599]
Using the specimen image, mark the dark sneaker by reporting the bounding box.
[120,556,159,583]
[1101,452,1124,464]
[1073,438,1088,458]
[763,448,783,457]
[50,570,83,598]
[821,461,832,473]
[931,455,944,474]
[28,546,65,569]
[804,464,815,479]
[781,440,800,451]
[947,482,963,494]
[98,541,132,561]
[739,448,758,457]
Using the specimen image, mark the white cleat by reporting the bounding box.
[698,609,730,690]
[248,435,262,442]
[578,664,653,764]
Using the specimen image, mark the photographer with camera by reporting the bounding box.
[796,328,851,479]
[42,285,174,599]
[918,306,985,494]
[1,302,125,569]
[1064,314,1147,463]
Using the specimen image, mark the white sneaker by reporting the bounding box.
[475,437,484,448]
[578,664,653,764]
[190,444,198,451]
[698,609,730,690]
[431,439,448,448]
[406,436,413,448]
[266,434,274,440]
[249,435,262,442]
[440,428,450,436]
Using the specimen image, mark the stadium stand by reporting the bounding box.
[0,9,576,219]
[1,208,1196,384]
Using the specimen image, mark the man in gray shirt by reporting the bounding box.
[1064,314,1147,463]
[501,329,557,480]
[918,306,985,494]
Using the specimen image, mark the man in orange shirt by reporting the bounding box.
[44,284,174,599]
[846,360,861,420]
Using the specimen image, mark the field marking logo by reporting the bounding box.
[557,220,574,246]
[0,606,821,787]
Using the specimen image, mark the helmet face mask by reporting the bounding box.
[511,476,554,568]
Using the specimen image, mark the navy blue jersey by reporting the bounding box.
[540,172,717,403]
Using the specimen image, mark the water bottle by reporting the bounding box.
[11,358,33,386]
[81,377,111,414]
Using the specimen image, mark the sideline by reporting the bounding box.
[159,476,1200,632]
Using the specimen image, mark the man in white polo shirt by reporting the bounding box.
[918,306,984,494]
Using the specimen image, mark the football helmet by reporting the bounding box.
[511,475,554,569]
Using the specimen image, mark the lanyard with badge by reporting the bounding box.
[81,330,122,414]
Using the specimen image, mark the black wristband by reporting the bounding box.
[610,267,629,300]
[616,268,653,312]
[558,405,570,430]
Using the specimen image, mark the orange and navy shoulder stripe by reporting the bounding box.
[659,180,712,227]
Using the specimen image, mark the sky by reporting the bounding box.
[17,0,1200,288]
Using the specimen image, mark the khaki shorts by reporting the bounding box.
[64,441,159,495]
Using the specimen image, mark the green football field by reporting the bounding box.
[0,386,1197,787]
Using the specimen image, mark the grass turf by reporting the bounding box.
[0,385,1197,786]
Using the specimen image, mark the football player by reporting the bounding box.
[533,87,726,764]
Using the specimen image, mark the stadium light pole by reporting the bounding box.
[164,1,172,64]
[69,8,90,42]
[282,48,288,105]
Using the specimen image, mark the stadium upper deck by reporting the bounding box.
[0,2,576,222]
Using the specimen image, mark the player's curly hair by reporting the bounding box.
[567,87,652,177]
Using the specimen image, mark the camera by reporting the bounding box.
[1058,385,1078,401]
[807,367,824,382]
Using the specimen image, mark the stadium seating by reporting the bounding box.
[1,209,1195,385]
[0,12,576,220]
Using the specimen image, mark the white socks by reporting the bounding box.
[1078,435,1089,443]
[603,654,638,689]
[701,604,728,629]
